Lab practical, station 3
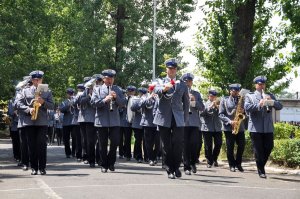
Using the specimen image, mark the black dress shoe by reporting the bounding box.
[213,161,219,167]
[77,158,82,162]
[137,159,143,163]
[230,166,236,172]
[185,170,191,175]
[175,169,182,178]
[101,168,107,173]
[90,163,95,168]
[207,164,212,168]
[31,169,38,175]
[108,165,115,171]
[66,155,71,158]
[236,165,244,172]
[168,173,175,179]
[259,173,267,178]
[191,164,197,173]
[40,169,46,175]
[83,160,89,164]
[149,161,155,166]
[22,165,28,171]
[126,157,131,161]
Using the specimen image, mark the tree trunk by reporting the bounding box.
[232,0,256,82]
[115,4,126,73]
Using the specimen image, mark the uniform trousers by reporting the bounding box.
[183,126,199,171]
[10,129,21,161]
[133,128,144,161]
[203,131,222,165]
[97,127,120,169]
[196,130,203,160]
[224,131,245,167]
[73,125,82,159]
[20,128,29,167]
[63,125,73,156]
[25,126,47,170]
[158,118,184,173]
[250,132,274,174]
[79,122,88,161]
[85,123,97,164]
[119,127,132,158]
[144,127,159,162]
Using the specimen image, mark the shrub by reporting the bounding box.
[274,123,296,139]
[271,139,300,167]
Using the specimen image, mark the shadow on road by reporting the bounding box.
[270,176,300,183]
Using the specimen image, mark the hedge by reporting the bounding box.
[270,139,300,167]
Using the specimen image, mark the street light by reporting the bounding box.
[152,0,157,81]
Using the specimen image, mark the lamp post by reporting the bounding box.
[152,0,157,81]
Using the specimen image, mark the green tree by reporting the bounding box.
[194,0,298,94]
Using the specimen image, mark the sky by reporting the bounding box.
[175,1,300,94]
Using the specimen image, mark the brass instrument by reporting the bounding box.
[30,84,48,121]
[0,107,11,125]
[31,91,42,120]
[232,89,249,135]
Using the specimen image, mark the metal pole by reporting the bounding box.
[152,0,157,81]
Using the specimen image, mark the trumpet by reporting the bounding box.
[261,89,271,113]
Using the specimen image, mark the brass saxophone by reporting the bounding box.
[232,89,249,135]
[31,91,41,120]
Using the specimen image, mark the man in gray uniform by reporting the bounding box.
[59,88,76,158]
[181,73,204,175]
[16,70,54,175]
[91,69,126,172]
[153,58,189,179]
[200,89,222,168]
[219,84,246,172]
[244,76,283,178]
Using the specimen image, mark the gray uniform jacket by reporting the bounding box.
[131,97,143,129]
[16,85,54,126]
[153,77,189,128]
[47,110,55,127]
[186,89,204,127]
[200,100,222,132]
[91,84,126,127]
[59,98,74,126]
[244,90,283,133]
[15,90,25,128]
[140,94,157,128]
[119,105,130,127]
[219,96,245,132]
[8,98,18,131]
[71,95,79,125]
[77,88,96,123]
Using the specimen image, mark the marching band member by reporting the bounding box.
[244,76,283,178]
[200,89,222,168]
[119,86,136,161]
[131,88,148,163]
[91,69,126,172]
[140,83,160,166]
[59,88,76,159]
[219,84,246,172]
[153,58,189,179]
[16,70,54,175]
[181,73,204,175]
[15,76,32,171]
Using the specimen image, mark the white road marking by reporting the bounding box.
[35,177,62,199]
[0,183,298,192]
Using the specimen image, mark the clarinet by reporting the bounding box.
[261,89,271,113]
[108,86,113,112]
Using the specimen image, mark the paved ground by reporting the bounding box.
[0,139,299,199]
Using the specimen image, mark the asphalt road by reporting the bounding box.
[0,139,299,199]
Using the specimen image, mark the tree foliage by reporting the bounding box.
[0,0,195,103]
[195,0,299,95]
